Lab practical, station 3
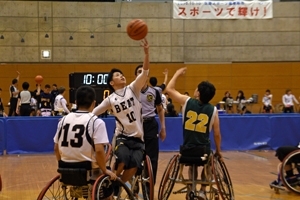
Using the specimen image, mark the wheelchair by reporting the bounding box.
[158,152,234,200]
[271,149,300,194]
[103,154,154,200]
[37,143,154,200]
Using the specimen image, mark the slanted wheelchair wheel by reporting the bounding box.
[37,175,69,200]
[158,154,180,200]
[280,149,300,194]
[92,174,135,200]
[140,155,154,200]
[212,156,234,200]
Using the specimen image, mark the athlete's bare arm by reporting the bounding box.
[156,104,166,141]
[165,67,189,105]
[94,143,117,180]
[131,39,149,95]
[92,98,111,116]
[212,110,222,158]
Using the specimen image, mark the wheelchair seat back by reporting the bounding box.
[57,160,92,186]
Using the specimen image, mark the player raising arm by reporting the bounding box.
[92,38,150,184]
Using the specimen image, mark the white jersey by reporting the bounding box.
[107,85,143,140]
[282,94,299,106]
[54,94,70,113]
[53,111,109,168]
[262,94,272,106]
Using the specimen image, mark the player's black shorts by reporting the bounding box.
[263,105,273,112]
[114,135,145,170]
[179,145,211,166]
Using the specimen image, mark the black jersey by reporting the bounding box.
[182,98,216,148]
[39,92,54,110]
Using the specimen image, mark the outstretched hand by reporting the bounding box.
[175,67,187,77]
[163,68,168,75]
[140,38,149,55]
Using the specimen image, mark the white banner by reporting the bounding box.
[173,0,273,19]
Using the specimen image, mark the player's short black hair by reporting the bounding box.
[266,89,270,93]
[0,88,2,91]
[149,77,157,87]
[76,86,96,109]
[52,84,57,87]
[198,81,216,104]
[107,68,123,92]
[134,64,143,76]
[58,87,65,94]
[12,78,18,84]
[22,82,30,90]
[45,84,51,89]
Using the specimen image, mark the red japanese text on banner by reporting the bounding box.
[173,0,273,19]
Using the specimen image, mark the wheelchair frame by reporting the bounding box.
[158,153,234,200]
[37,143,155,200]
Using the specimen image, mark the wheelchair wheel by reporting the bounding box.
[158,154,180,200]
[280,149,300,194]
[92,174,135,200]
[37,175,70,200]
[140,155,154,200]
[212,156,234,200]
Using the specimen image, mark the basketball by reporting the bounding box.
[35,75,43,84]
[126,19,148,41]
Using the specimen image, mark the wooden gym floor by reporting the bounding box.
[0,151,299,200]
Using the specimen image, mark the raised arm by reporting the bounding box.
[165,67,189,105]
[16,71,20,81]
[163,68,168,85]
[131,39,150,93]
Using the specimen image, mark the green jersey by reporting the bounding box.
[182,97,215,148]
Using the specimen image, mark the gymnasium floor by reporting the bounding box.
[0,151,299,200]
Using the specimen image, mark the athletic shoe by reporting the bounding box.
[198,190,207,200]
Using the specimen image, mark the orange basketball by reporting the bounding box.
[35,75,43,84]
[126,19,148,41]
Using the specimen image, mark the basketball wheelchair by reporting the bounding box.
[270,149,300,194]
[158,149,234,200]
[37,143,154,200]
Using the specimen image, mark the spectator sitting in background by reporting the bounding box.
[222,91,234,113]
[165,103,178,117]
[282,89,299,113]
[262,89,273,113]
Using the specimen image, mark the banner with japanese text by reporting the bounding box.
[173,0,273,19]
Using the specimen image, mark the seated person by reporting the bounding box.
[236,90,247,115]
[262,89,273,113]
[53,86,116,184]
[165,103,178,117]
[92,39,150,195]
[270,144,300,187]
[166,67,222,200]
[222,91,234,113]
[282,89,299,113]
